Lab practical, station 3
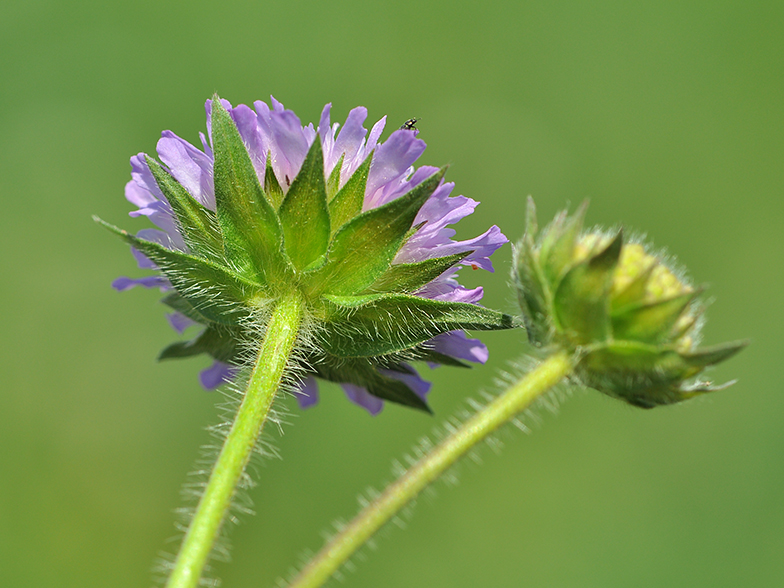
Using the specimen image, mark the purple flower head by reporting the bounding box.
[102,96,514,415]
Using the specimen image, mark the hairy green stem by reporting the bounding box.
[166,292,305,588]
[287,350,574,588]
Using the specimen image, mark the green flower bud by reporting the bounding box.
[513,198,747,408]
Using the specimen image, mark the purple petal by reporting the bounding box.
[394,185,470,256]
[325,122,341,170]
[318,103,332,137]
[293,375,320,409]
[125,179,157,209]
[268,106,309,188]
[318,103,346,177]
[380,367,432,401]
[254,97,313,192]
[253,99,273,135]
[455,225,508,272]
[318,104,335,168]
[129,153,164,201]
[231,104,267,183]
[145,202,178,237]
[131,228,178,269]
[341,383,384,415]
[392,172,507,274]
[136,228,176,248]
[418,279,485,303]
[333,106,369,181]
[407,165,442,188]
[364,130,425,209]
[253,99,279,182]
[156,131,215,210]
[199,361,238,390]
[166,312,197,334]
[111,275,170,291]
[365,116,386,156]
[126,187,186,251]
[372,165,441,212]
[402,225,507,272]
[302,122,317,146]
[199,132,212,157]
[414,184,473,231]
[427,331,489,364]
[131,247,156,269]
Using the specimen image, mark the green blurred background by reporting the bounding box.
[1,0,782,586]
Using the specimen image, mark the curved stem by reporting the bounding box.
[287,350,574,588]
[166,292,305,588]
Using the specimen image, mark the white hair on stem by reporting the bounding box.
[278,353,580,587]
[152,303,322,586]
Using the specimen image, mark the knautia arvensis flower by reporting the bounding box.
[513,197,747,408]
[98,95,515,414]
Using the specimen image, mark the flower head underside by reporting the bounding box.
[101,96,514,414]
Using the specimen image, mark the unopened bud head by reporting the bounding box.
[513,198,746,408]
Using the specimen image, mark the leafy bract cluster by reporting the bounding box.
[100,97,515,413]
[513,198,746,408]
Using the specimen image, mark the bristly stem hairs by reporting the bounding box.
[285,198,747,587]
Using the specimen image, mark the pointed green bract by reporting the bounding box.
[314,356,431,413]
[543,200,588,285]
[538,209,567,273]
[328,151,372,234]
[264,155,285,209]
[162,292,215,325]
[518,238,551,341]
[159,325,242,363]
[669,311,700,340]
[524,196,539,238]
[580,340,670,373]
[326,153,344,201]
[611,262,656,310]
[309,168,446,297]
[577,338,747,408]
[513,199,552,343]
[323,292,387,308]
[554,232,622,344]
[278,138,331,270]
[321,293,516,357]
[680,340,749,370]
[415,349,471,368]
[366,252,472,294]
[96,217,259,325]
[578,341,742,408]
[611,290,699,344]
[211,98,289,284]
[144,155,223,259]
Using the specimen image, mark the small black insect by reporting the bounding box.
[399,117,419,131]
